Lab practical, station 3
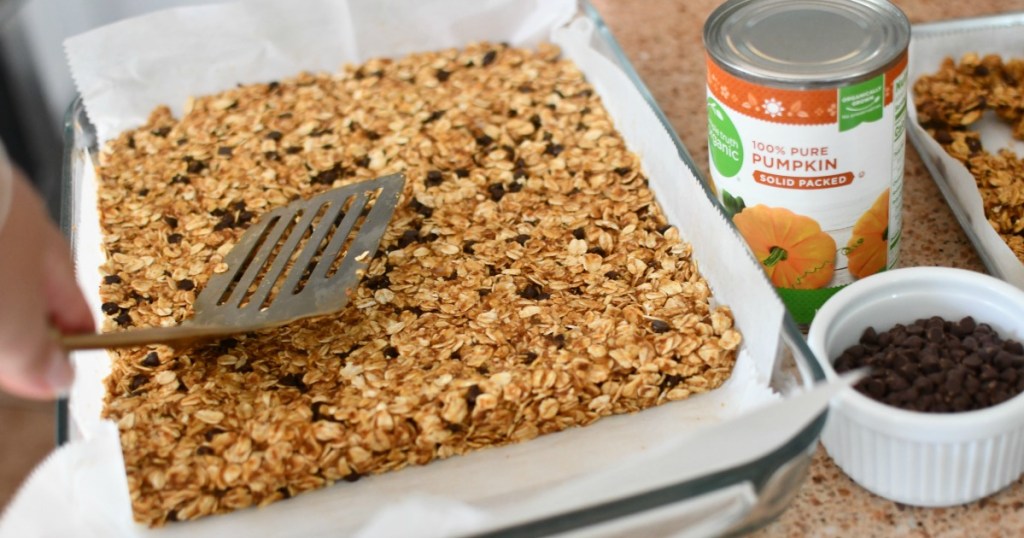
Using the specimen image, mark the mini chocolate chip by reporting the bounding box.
[265,130,284,141]
[163,216,179,229]
[514,234,530,246]
[166,233,183,245]
[103,275,123,285]
[587,246,607,257]
[426,170,444,187]
[204,428,226,442]
[101,302,120,315]
[137,188,150,197]
[966,136,983,153]
[217,146,233,156]
[423,110,445,124]
[509,179,525,192]
[651,319,670,333]
[465,385,483,410]
[657,224,673,234]
[487,183,506,202]
[129,374,148,392]
[436,69,451,82]
[311,163,344,185]
[170,174,190,185]
[114,311,133,327]
[660,374,681,390]
[529,114,542,129]
[196,446,214,456]
[398,229,420,248]
[481,50,497,66]
[176,279,195,291]
[408,199,434,218]
[264,151,281,161]
[278,373,307,392]
[384,346,400,359]
[544,143,564,156]
[462,240,478,254]
[523,351,539,365]
[151,126,171,137]
[141,352,160,368]
[933,130,954,144]
[572,227,586,240]
[614,166,631,176]
[365,274,391,290]
[476,134,494,147]
[604,270,620,280]
[974,64,990,76]
[454,168,470,178]
[519,283,550,300]
[185,158,207,174]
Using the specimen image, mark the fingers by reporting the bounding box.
[0,168,86,400]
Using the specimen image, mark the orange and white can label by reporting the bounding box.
[706,52,908,324]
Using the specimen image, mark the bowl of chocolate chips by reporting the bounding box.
[808,267,1024,507]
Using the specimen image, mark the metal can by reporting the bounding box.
[703,0,910,325]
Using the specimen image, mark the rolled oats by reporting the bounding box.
[95,42,740,526]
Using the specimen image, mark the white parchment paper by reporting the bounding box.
[908,13,1024,289]
[51,0,790,535]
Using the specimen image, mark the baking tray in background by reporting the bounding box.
[907,12,1024,289]
[57,1,825,536]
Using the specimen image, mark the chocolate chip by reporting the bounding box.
[436,69,450,82]
[365,274,391,290]
[397,229,420,249]
[165,233,182,245]
[604,271,620,280]
[544,143,564,157]
[176,279,195,291]
[465,385,482,410]
[934,130,954,144]
[587,246,607,257]
[487,183,505,202]
[196,446,214,456]
[141,352,160,368]
[651,319,670,333]
[184,157,207,174]
[529,114,542,130]
[523,351,539,365]
[384,346,399,359]
[101,302,121,315]
[163,216,179,229]
[614,166,631,176]
[572,227,586,240]
[278,373,307,392]
[265,130,284,141]
[217,146,233,157]
[462,240,478,254]
[657,224,673,235]
[519,283,550,300]
[151,126,171,137]
[455,168,470,178]
[129,374,148,392]
[311,163,344,185]
[426,170,444,187]
[170,174,190,185]
[476,134,494,147]
[114,311,133,327]
[103,275,123,285]
[423,110,445,124]
[408,199,433,218]
[513,234,530,246]
[481,50,497,66]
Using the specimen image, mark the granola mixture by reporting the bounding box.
[914,53,1024,261]
[95,42,741,526]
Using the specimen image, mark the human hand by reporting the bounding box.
[0,155,94,399]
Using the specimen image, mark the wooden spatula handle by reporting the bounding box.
[59,325,227,350]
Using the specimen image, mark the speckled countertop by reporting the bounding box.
[586,0,1024,536]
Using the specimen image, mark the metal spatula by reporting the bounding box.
[60,173,405,350]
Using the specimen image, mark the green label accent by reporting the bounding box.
[777,286,847,326]
[707,98,743,177]
[838,74,884,132]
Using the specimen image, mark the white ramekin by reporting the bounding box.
[808,267,1024,507]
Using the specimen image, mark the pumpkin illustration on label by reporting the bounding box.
[846,189,890,279]
[733,205,836,290]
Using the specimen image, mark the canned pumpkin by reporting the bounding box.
[703,0,911,325]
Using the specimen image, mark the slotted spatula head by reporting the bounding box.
[61,173,405,350]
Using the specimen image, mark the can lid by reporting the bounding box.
[704,0,910,88]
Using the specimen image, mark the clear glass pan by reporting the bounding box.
[58,2,825,535]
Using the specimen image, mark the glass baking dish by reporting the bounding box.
[57,1,825,535]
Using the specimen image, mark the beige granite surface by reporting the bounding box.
[586,0,1024,536]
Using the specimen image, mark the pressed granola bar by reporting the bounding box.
[914,53,1024,261]
[95,42,741,525]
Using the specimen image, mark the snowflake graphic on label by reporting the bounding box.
[763,98,785,118]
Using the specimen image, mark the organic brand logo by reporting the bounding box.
[838,74,884,132]
[707,98,743,177]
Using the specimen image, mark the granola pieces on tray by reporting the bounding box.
[95,42,741,526]
[914,52,1024,262]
